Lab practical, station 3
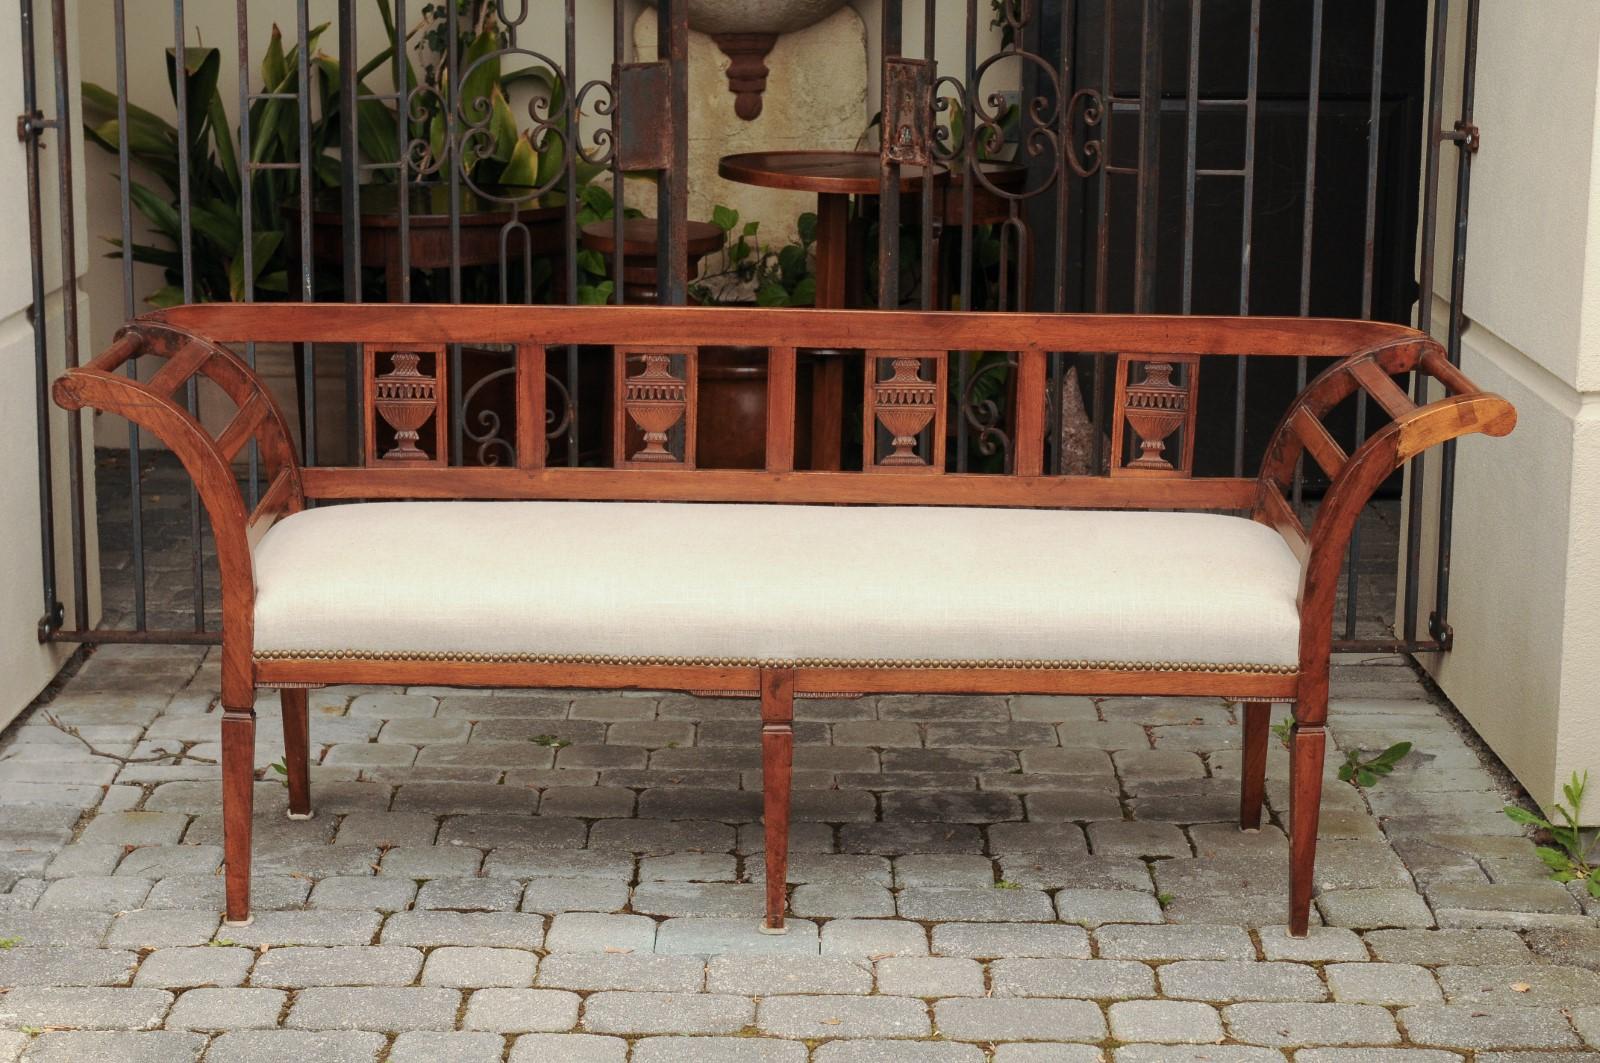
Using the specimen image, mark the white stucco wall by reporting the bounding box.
[1408,1,1600,820]
[0,1,99,727]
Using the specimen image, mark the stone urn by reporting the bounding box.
[648,0,850,118]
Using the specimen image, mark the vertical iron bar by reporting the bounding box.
[1180,0,1200,314]
[1407,0,1452,644]
[338,0,362,464]
[447,0,463,464]
[563,0,578,463]
[658,0,689,305]
[395,0,411,305]
[1345,0,1386,641]
[1231,0,1260,476]
[114,0,147,626]
[296,0,316,475]
[1291,0,1324,510]
[1133,0,1161,313]
[174,0,205,631]
[877,0,904,309]
[237,0,262,502]
[956,0,976,471]
[1049,0,1074,474]
[20,0,63,638]
[1088,0,1114,476]
[1432,0,1480,642]
[611,0,626,308]
[919,0,936,312]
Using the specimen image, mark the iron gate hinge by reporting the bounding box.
[1427,611,1454,650]
[37,601,64,643]
[614,61,673,172]
[1445,120,1480,154]
[16,109,51,142]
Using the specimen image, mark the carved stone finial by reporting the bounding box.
[713,33,778,120]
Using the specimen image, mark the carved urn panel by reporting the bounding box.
[364,345,449,466]
[864,351,946,472]
[1110,352,1199,478]
[615,347,698,467]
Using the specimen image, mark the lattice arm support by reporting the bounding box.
[1252,334,1516,723]
[51,323,305,702]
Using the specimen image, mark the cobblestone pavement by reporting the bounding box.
[1,646,1596,1062]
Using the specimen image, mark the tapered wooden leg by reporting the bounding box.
[1239,701,1269,832]
[759,669,795,934]
[221,702,256,926]
[1287,721,1326,937]
[280,688,313,820]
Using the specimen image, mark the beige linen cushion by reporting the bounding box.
[251,501,1302,670]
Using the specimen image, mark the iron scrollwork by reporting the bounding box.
[459,364,573,467]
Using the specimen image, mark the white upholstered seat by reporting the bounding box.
[251,501,1302,671]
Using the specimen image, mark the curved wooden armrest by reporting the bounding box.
[52,320,304,703]
[1252,332,1516,716]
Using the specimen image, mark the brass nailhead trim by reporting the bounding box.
[253,648,1297,676]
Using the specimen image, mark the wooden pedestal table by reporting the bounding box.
[717,151,943,469]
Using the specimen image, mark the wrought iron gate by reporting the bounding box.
[22,0,1481,654]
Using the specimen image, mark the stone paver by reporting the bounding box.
[583,991,754,1035]
[759,994,931,1039]
[1109,999,1226,1043]
[286,987,461,1031]
[165,987,286,1029]
[461,988,582,1032]
[1224,1002,1401,1047]
[0,585,1576,1063]
[935,997,1106,1042]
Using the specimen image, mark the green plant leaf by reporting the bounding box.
[488,86,518,163]
[1587,873,1600,900]
[458,24,502,125]
[81,82,176,138]
[1536,845,1573,871]
[205,85,240,195]
[127,181,183,242]
[1372,742,1412,768]
[261,23,288,90]
[576,279,613,305]
[227,231,283,301]
[427,110,448,173]
[146,285,186,308]
[187,200,243,256]
[166,45,222,155]
[789,276,816,306]
[1564,770,1589,811]
[796,211,818,244]
[499,132,538,189]
[1504,806,1553,831]
[712,204,739,232]
[756,281,790,307]
[576,248,606,277]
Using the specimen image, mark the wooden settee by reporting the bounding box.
[53,304,1516,936]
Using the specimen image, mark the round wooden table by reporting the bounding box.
[718,150,943,309]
